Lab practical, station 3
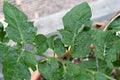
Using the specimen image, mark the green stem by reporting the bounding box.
[16,43,25,62]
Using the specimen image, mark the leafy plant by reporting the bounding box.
[0,1,120,80]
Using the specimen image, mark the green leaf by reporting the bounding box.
[59,29,74,45]
[2,50,31,80]
[0,43,9,59]
[22,50,37,71]
[0,22,3,28]
[105,39,120,66]
[80,73,92,80]
[4,1,37,43]
[1,1,120,80]
[59,2,92,46]
[54,39,66,56]
[47,35,57,49]
[116,68,120,80]
[72,31,92,58]
[2,62,30,80]
[87,70,115,80]
[90,30,105,59]
[110,40,120,54]
[95,72,115,80]
[106,61,114,69]
[63,62,81,80]
[79,58,96,69]
[80,58,112,74]
[62,2,92,32]
[34,34,48,55]
[60,62,94,80]
[2,49,37,80]
[108,17,120,30]
[51,66,64,80]
[38,57,59,80]
[93,30,118,61]
[0,22,6,42]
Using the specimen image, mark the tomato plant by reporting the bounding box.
[0,1,120,80]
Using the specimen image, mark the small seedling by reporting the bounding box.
[0,1,120,80]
